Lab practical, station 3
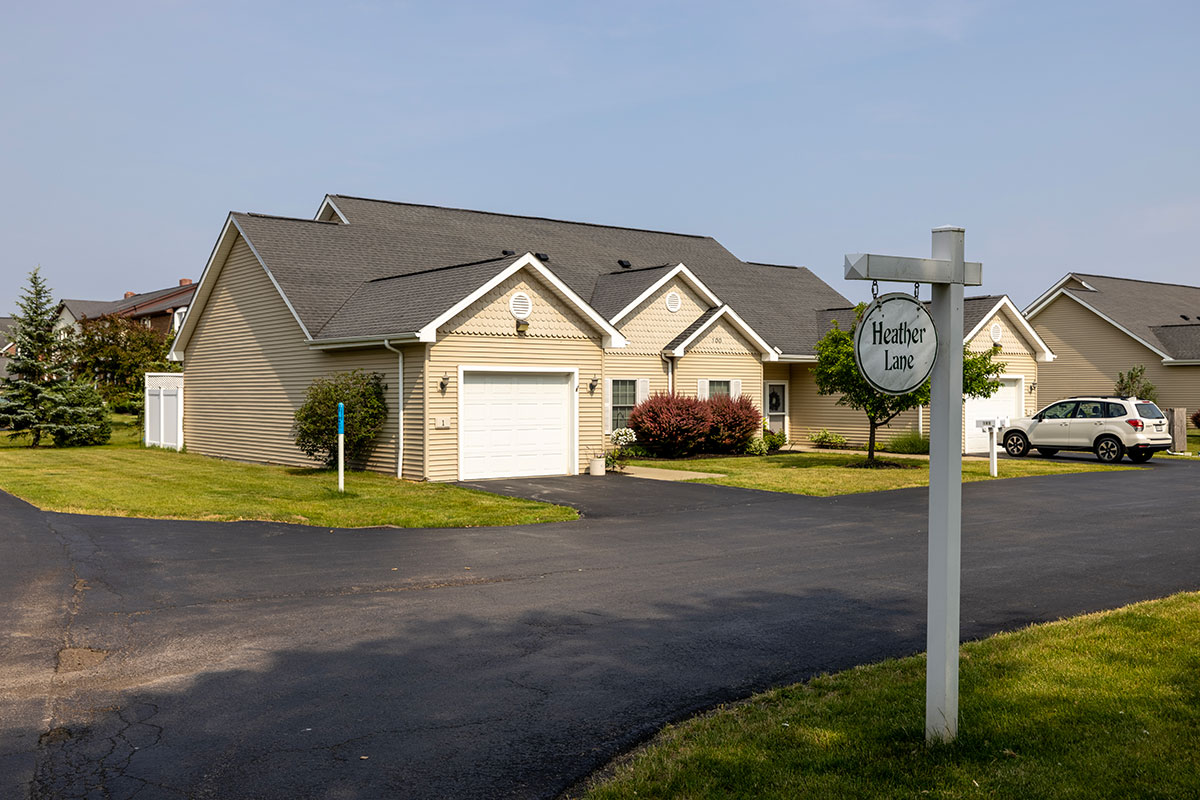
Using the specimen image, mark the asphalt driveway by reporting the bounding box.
[2,458,1198,799]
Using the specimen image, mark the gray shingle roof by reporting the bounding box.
[1149,324,1200,360]
[817,296,1007,343]
[665,307,724,352]
[230,196,852,353]
[60,283,196,321]
[1047,273,1200,359]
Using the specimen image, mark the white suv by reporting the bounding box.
[1001,396,1172,464]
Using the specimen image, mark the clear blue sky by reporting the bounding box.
[3,1,1197,316]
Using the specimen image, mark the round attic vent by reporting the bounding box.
[665,291,682,313]
[509,292,533,320]
[990,323,1003,344]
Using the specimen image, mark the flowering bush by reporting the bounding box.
[628,393,711,458]
[606,427,638,471]
[705,394,762,454]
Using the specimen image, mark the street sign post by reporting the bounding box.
[845,226,976,743]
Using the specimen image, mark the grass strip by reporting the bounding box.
[0,417,575,528]
[629,451,1133,496]
[581,592,1200,799]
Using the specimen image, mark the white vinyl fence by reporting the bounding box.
[145,372,184,451]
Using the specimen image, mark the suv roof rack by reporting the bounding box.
[1064,395,1132,400]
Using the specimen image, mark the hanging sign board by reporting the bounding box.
[853,293,938,395]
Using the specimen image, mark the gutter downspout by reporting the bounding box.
[661,353,675,394]
[383,339,403,478]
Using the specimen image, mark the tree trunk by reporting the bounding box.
[867,420,877,461]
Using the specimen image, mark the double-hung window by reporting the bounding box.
[611,379,637,430]
[708,380,731,398]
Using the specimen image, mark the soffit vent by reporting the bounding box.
[990,323,1003,343]
[665,291,682,313]
[509,292,533,320]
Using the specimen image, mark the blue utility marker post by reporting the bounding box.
[337,402,345,493]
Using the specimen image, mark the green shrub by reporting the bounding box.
[46,381,112,447]
[745,437,769,456]
[293,370,388,467]
[881,430,930,454]
[809,428,848,449]
[762,425,787,452]
[1115,365,1158,403]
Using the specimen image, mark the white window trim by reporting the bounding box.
[456,365,579,481]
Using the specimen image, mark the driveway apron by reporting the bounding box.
[1,462,1198,798]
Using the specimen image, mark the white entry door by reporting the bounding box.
[964,377,1022,453]
[460,371,574,480]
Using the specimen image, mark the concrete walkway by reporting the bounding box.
[621,464,723,480]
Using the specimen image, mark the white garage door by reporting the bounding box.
[965,378,1022,453]
[460,371,573,480]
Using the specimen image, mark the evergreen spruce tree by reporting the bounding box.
[0,267,110,446]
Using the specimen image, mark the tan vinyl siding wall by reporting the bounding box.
[789,364,920,445]
[617,278,712,354]
[424,335,604,481]
[183,236,400,471]
[1033,295,1200,421]
[402,344,426,480]
[967,306,1040,416]
[674,320,764,414]
[444,274,592,339]
[604,353,672,396]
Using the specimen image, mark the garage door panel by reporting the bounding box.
[965,378,1021,453]
[460,372,573,480]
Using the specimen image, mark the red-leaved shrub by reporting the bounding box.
[1191,409,1200,430]
[628,393,711,458]
[705,394,762,454]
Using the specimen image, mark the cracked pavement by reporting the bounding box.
[2,459,1199,798]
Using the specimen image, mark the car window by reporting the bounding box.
[1136,403,1165,419]
[1041,402,1078,419]
[1076,402,1105,419]
[1105,402,1127,418]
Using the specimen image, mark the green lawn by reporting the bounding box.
[629,451,1133,496]
[580,592,1200,799]
[0,416,576,528]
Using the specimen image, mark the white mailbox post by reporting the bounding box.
[974,417,1009,477]
[847,226,981,743]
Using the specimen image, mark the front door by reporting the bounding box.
[765,382,787,434]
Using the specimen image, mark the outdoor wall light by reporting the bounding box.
[1028,381,1037,394]
[439,373,450,392]
[589,375,599,393]
[515,319,530,333]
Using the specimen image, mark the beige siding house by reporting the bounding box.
[798,296,1054,452]
[171,195,834,481]
[1025,274,1200,427]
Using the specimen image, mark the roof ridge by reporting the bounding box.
[744,261,803,270]
[328,194,714,241]
[599,263,675,276]
[241,212,340,225]
[368,255,511,283]
[1069,272,1200,292]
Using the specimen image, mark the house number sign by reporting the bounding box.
[853,292,938,395]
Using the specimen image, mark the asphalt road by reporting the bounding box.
[2,459,1198,799]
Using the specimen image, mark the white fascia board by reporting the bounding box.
[418,253,628,348]
[964,296,1057,362]
[168,215,237,361]
[168,215,314,362]
[775,354,818,363]
[608,263,722,325]
[668,305,777,360]
[1164,359,1200,366]
[1024,273,1099,318]
[315,195,349,223]
[1055,291,1172,361]
[309,333,421,350]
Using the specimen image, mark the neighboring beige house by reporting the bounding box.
[1025,273,1200,426]
[170,195,851,481]
[58,280,196,337]
[0,317,14,380]
[803,295,1055,452]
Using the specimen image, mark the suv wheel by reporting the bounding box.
[1004,431,1029,457]
[1094,435,1125,464]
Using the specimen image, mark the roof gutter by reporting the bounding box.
[775,354,818,363]
[309,333,421,350]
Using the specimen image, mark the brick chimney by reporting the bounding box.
[179,278,193,286]
[124,291,136,299]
